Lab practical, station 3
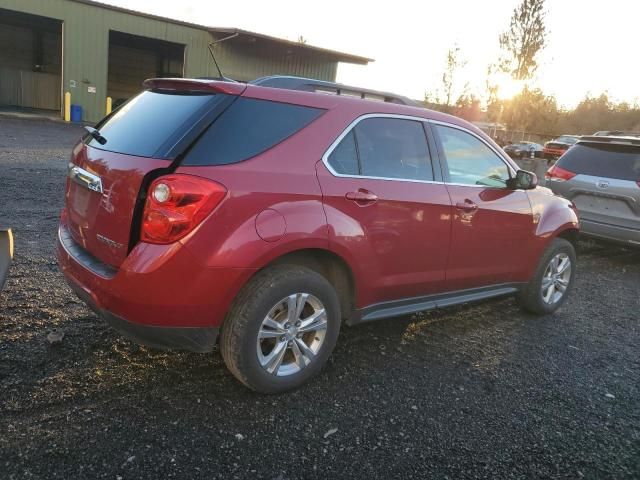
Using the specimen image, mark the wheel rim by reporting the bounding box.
[256,293,328,377]
[541,253,572,305]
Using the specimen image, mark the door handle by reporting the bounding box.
[346,190,378,205]
[455,200,478,211]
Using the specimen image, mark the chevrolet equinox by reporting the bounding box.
[57,76,580,392]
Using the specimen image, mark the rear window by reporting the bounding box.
[88,90,227,159]
[557,143,640,181]
[183,98,324,166]
[555,136,578,144]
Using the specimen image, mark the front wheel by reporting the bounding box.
[518,238,576,315]
[220,265,341,393]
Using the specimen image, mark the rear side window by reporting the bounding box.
[326,117,434,181]
[356,118,433,181]
[88,91,226,158]
[557,143,640,181]
[328,130,359,175]
[183,98,324,166]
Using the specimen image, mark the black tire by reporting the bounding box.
[518,238,576,315]
[220,265,341,393]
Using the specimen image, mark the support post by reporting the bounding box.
[64,92,71,122]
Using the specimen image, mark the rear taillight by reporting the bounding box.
[545,165,576,182]
[141,175,227,244]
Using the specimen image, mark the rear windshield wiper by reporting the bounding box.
[84,126,107,145]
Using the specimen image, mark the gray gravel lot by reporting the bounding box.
[1,117,639,479]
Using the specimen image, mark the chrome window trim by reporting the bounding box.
[321,114,518,186]
[427,119,518,178]
[321,113,443,185]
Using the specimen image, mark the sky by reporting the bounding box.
[101,0,638,109]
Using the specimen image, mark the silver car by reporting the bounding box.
[546,136,640,247]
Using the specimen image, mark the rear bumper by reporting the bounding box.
[67,278,218,352]
[57,220,257,351]
[543,148,567,158]
[581,219,640,247]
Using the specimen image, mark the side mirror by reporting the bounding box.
[507,170,538,190]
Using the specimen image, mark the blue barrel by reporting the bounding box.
[70,104,82,122]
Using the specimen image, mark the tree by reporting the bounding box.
[499,0,547,81]
[485,64,503,123]
[424,45,468,113]
[453,94,482,122]
[297,35,307,44]
[502,87,559,133]
[441,45,467,110]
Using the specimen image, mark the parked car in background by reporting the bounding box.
[544,135,580,160]
[57,76,580,393]
[504,141,543,159]
[546,135,640,247]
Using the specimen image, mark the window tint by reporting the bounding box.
[556,136,578,144]
[557,143,640,181]
[88,91,225,158]
[354,118,433,181]
[327,130,359,175]
[435,125,510,187]
[184,98,324,166]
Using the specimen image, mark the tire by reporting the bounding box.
[518,238,576,315]
[220,265,341,393]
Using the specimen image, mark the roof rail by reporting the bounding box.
[250,75,420,107]
[578,135,640,146]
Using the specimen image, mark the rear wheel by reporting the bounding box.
[518,238,576,315]
[220,265,340,393]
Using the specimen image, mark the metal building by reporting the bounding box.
[0,0,371,122]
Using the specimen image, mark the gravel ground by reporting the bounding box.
[1,118,639,479]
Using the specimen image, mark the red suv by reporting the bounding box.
[57,76,579,393]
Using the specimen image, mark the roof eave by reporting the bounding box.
[210,27,373,65]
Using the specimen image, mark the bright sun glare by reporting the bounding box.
[494,74,524,100]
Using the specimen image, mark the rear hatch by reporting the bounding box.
[65,80,242,267]
[545,142,570,150]
[552,141,640,229]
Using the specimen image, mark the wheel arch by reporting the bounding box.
[555,227,580,252]
[260,248,356,322]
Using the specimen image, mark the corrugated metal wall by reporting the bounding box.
[0,18,62,109]
[0,0,339,122]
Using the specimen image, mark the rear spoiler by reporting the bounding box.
[143,78,247,96]
[0,228,13,293]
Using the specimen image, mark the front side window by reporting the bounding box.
[435,125,510,187]
[326,117,434,181]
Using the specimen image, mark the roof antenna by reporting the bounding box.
[208,33,239,82]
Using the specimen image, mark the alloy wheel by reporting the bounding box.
[256,293,328,377]
[541,252,572,304]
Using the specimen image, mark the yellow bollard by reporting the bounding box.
[106,96,112,115]
[64,92,71,122]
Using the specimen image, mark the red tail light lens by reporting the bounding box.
[141,175,227,244]
[545,165,576,182]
